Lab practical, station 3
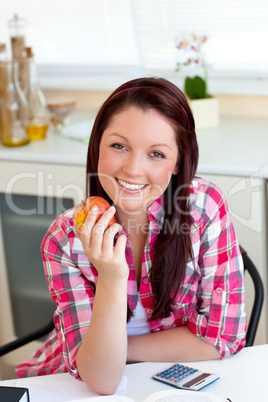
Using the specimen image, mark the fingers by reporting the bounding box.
[101,223,123,256]
[114,233,127,257]
[74,204,127,259]
[75,205,99,249]
[76,205,118,251]
[74,205,98,235]
[92,206,116,236]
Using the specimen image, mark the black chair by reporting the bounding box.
[240,246,264,347]
[0,317,54,357]
[0,247,264,357]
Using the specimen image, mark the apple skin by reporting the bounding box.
[73,196,116,231]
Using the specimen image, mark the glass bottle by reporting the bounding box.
[0,44,7,141]
[0,43,7,61]
[8,14,27,90]
[0,60,30,147]
[23,47,49,141]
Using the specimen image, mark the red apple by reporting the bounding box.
[73,196,116,231]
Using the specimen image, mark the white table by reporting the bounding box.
[0,344,267,401]
[125,345,268,401]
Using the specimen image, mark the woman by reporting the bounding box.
[16,77,246,395]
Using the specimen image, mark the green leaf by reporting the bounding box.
[184,76,210,100]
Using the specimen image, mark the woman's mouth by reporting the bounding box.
[116,178,148,191]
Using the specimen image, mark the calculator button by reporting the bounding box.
[155,364,199,384]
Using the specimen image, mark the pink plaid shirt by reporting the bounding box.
[16,177,246,378]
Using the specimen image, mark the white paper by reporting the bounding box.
[61,120,94,142]
[15,374,127,402]
[143,389,227,402]
[70,397,133,402]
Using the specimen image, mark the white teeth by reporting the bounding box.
[118,179,146,190]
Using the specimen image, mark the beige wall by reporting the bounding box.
[44,89,268,118]
[44,90,112,112]
[216,94,268,118]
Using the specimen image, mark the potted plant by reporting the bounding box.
[176,34,219,129]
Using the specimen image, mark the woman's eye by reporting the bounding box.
[150,151,165,159]
[111,143,126,150]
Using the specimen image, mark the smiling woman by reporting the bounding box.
[16,77,246,396]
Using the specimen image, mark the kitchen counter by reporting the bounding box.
[0,130,88,166]
[0,116,268,176]
[197,116,268,177]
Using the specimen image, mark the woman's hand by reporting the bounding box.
[74,205,129,282]
[75,204,129,394]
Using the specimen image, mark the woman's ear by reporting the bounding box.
[172,163,179,175]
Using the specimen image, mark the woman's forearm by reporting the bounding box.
[127,325,221,363]
[76,277,128,395]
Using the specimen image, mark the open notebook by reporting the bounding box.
[69,389,229,402]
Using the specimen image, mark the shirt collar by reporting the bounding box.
[148,195,165,230]
[147,179,196,230]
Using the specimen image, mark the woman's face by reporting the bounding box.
[98,106,179,217]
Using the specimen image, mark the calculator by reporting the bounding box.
[152,363,220,391]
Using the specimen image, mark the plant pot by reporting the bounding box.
[189,97,219,130]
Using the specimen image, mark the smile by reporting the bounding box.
[117,178,147,190]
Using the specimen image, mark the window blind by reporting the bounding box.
[0,0,267,75]
[132,0,268,73]
[0,0,140,67]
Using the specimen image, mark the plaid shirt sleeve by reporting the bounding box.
[41,210,97,378]
[187,179,247,357]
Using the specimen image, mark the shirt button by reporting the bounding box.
[143,277,149,285]
[153,328,160,332]
[147,308,153,314]
[215,287,223,294]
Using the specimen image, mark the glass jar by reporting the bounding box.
[0,60,30,147]
[23,48,49,141]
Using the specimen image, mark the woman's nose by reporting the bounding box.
[122,153,144,177]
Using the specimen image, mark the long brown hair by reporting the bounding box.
[86,77,199,321]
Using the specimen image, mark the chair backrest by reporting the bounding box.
[240,246,264,347]
[0,318,54,357]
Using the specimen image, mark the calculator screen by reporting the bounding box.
[183,373,210,387]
